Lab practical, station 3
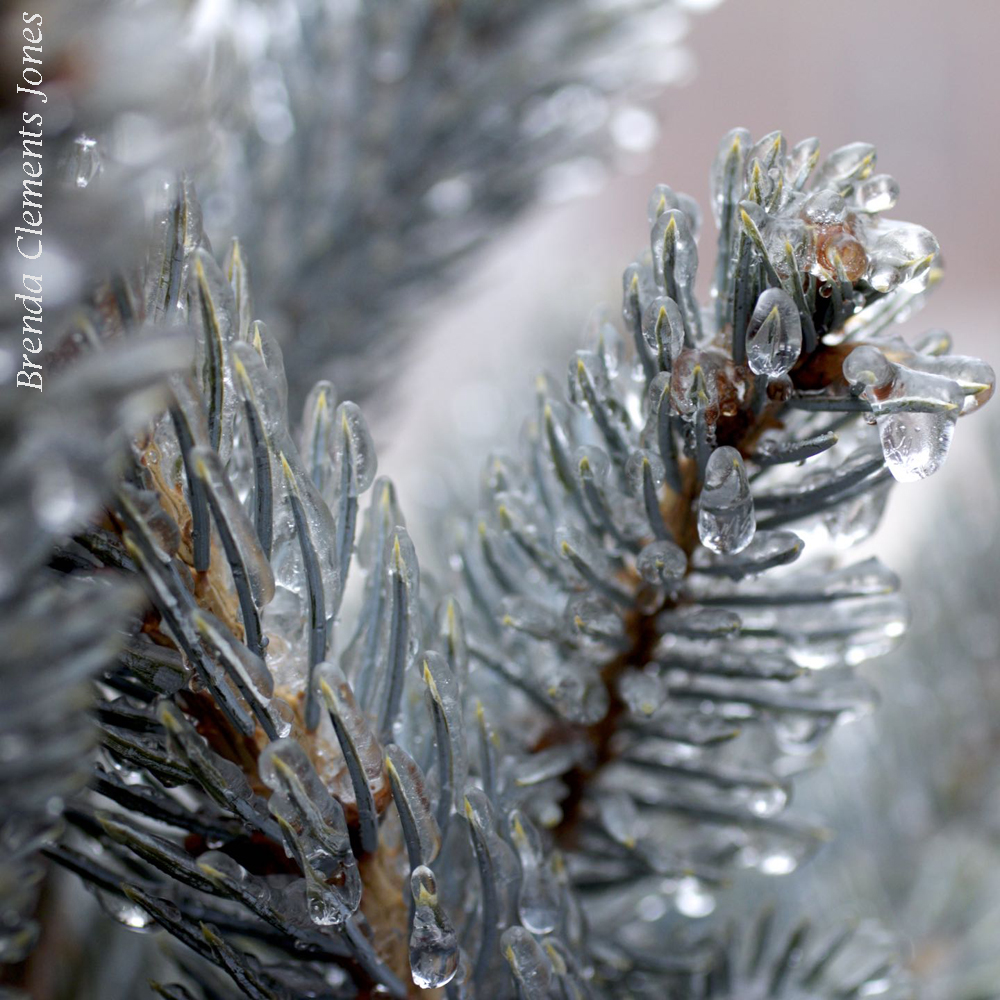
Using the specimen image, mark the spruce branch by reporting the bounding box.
[8,127,994,1000]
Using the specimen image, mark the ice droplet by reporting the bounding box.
[72,135,101,188]
[698,447,755,553]
[675,876,715,918]
[642,296,686,371]
[646,183,701,236]
[813,141,876,188]
[636,539,687,585]
[651,209,699,301]
[855,173,899,213]
[508,810,562,934]
[334,402,378,497]
[597,790,642,850]
[409,866,460,989]
[709,127,750,227]
[502,926,553,1000]
[745,288,802,377]
[784,136,819,190]
[618,668,666,716]
[844,347,964,481]
[867,223,939,293]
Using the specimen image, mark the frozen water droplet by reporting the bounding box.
[868,223,939,292]
[647,183,701,235]
[409,866,460,989]
[698,447,755,554]
[334,402,377,497]
[636,539,687,585]
[625,450,665,494]
[814,141,876,187]
[855,173,899,213]
[784,136,819,190]
[502,926,553,1000]
[92,888,156,932]
[651,209,699,296]
[508,810,562,934]
[597,790,641,849]
[642,296,685,370]
[759,848,799,876]
[844,349,964,481]
[618,668,666,716]
[745,288,802,377]
[72,135,101,188]
[710,127,750,226]
[669,350,721,422]
[675,876,715,918]
[801,189,847,226]
[843,345,894,389]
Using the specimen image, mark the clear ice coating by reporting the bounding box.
[333,401,378,498]
[46,133,1000,1000]
[637,539,687,585]
[258,739,361,925]
[651,208,700,334]
[843,345,964,481]
[386,745,441,869]
[855,173,900,213]
[647,182,702,236]
[697,447,755,553]
[421,651,469,828]
[501,926,553,1000]
[709,127,751,227]
[409,865,460,989]
[190,250,238,463]
[745,288,802,377]
[642,296,686,372]
[597,789,642,850]
[298,380,337,493]
[617,667,666,717]
[867,222,939,292]
[813,141,876,187]
[314,663,385,799]
[508,810,562,934]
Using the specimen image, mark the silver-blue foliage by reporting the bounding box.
[12,129,993,1000]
